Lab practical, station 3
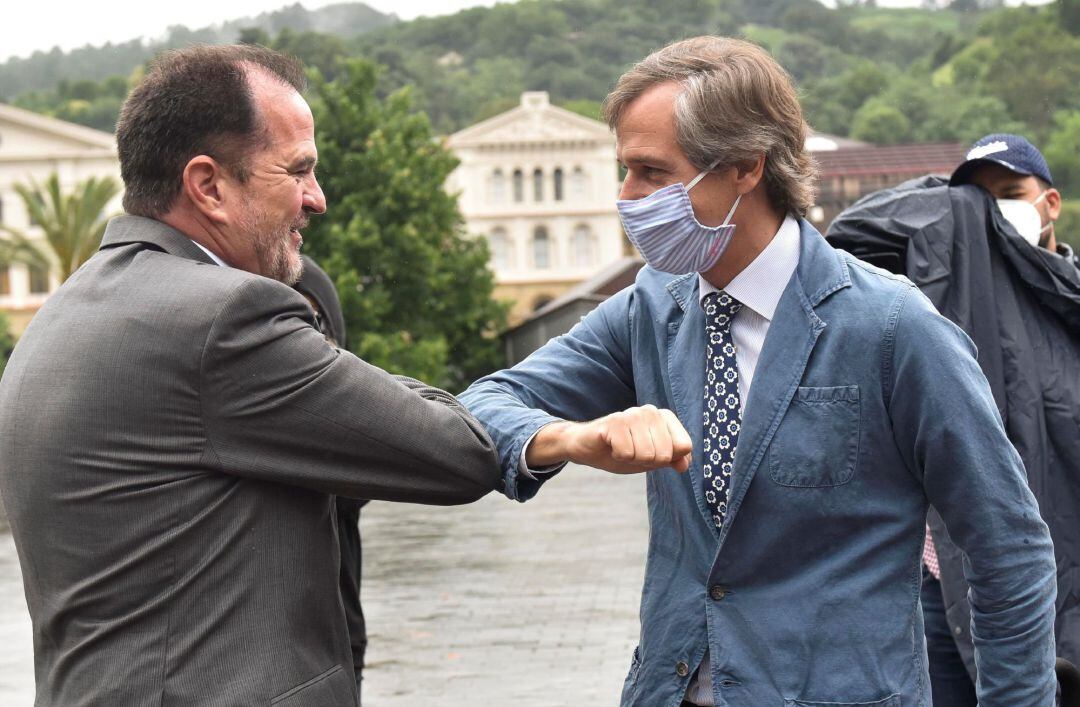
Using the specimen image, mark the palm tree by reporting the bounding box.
[1,173,120,283]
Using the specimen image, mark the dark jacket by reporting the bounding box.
[295,256,368,695]
[0,216,499,706]
[827,177,1080,673]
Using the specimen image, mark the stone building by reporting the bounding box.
[0,103,121,334]
[445,91,624,324]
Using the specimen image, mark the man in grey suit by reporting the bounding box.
[0,45,499,706]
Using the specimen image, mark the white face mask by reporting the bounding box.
[997,191,1051,247]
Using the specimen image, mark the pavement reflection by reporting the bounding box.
[0,463,649,705]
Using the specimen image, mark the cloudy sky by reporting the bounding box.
[0,0,506,62]
[0,0,1052,63]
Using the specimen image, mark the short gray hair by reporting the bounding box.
[603,36,817,217]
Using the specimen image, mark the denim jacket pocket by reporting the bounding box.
[785,694,900,707]
[768,385,860,488]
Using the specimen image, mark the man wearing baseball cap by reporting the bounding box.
[951,133,1078,268]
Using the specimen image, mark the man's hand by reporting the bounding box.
[526,405,692,473]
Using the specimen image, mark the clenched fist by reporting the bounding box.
[526,404,692,474]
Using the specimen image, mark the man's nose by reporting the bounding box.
[619,175,646,201]
[304,177,327,214]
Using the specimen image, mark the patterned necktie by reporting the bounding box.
[702,291,743,530]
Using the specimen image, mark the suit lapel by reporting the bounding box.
[717,223,851,543]
[717,272,824,543]
[663,222,852,544]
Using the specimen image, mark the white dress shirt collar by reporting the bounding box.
[698,215,800,322]
[189,239,227,267]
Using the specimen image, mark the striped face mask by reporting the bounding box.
[617,160,741,274]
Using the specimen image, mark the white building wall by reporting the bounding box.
[446,92,625,320]
[0,106,121,331]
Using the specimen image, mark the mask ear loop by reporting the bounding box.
[721,193,742,226]
[1032,190,1054,246]
[686,158,723,191]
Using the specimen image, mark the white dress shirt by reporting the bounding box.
[685,215,800,705]
[190,239,227,267]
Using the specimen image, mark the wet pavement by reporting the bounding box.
[0,464,649,705]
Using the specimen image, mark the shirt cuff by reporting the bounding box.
[518,425,568,480]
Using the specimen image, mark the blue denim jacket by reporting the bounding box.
[460,222,1057,706]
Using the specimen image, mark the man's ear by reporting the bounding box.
[1045,187,1062,221]
[181,156,230,223]
[734,154,766,194]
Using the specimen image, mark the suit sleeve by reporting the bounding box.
[458,286,637,501]
[199,277,500,505]
[886,286,1057,705]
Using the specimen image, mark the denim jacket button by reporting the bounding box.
[710,584,727,601]
[676,661,690,677]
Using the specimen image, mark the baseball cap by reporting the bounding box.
[950,133,1054,187]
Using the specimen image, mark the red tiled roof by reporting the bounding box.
[814,142,968,178]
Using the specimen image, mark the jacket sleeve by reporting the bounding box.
[886,285,1057,705]
[199,277,500,505]
[458,286,637,501]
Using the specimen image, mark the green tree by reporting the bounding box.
[303,59,508,391]
[1,174,120,283]
[850,101,912,144]
[1062,0,1080,34]
[1044,110,1080,198]
[0,312,13,379]
[979,11,1080,132]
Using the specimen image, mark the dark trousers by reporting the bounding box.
[922,567,977,707]
[337,498,368,704]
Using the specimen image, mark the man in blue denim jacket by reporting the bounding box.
[459,37,1057,706]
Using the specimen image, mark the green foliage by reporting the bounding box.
[5,0,1078,153]
[1055,201,1080,254]
[0,3,395,99]
[851,101,912,144]
[303,59,508,391]
[0,174,119,283]
[13,74,131,132]
[977,9,1080,132]
[1045,110,1080,198]
[0,312,13,380]
[562,99,604,121]
[1062,0,1080,35]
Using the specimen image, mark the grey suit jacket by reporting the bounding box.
[0,215,500,706]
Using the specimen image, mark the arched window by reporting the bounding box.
[553,168,564,202]
[570,167,587,200]
[532,226,551,269]
[571,224,596,267]
[533,168,544,202]
[512,169,524,203]
[488,227,512,270]
[489,169,506,204]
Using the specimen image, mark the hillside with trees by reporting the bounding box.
[4,0,1080,223]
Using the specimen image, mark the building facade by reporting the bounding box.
[446,92,625,324]
[0,103,121,335]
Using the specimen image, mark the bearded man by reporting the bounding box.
[0,45,499,705]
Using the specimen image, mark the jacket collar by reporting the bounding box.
[666,218,850,312]
[99,214,219,266]
[663,218,852,541]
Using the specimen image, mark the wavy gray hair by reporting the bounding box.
[602,36,817,217]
